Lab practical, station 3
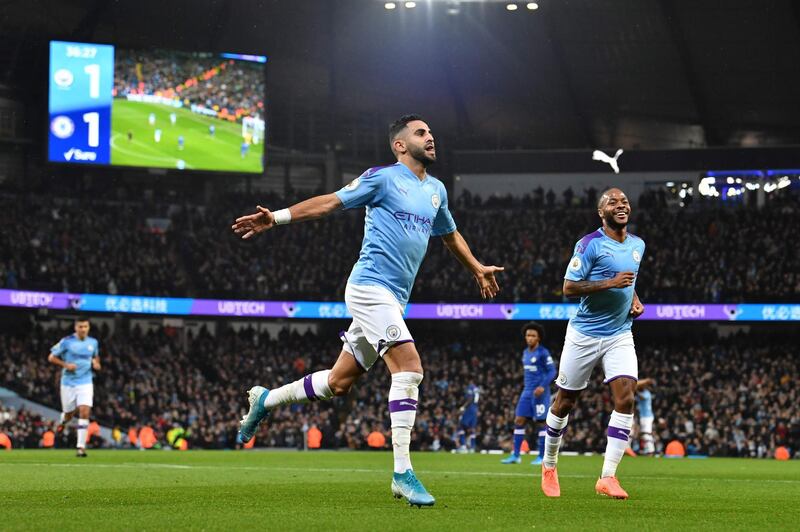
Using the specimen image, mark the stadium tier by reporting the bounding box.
[2,320,797,457]
[1,188,798,303]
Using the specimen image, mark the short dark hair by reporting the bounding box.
[388,114,425,148]
[598,187,626,209]
[74,316,90,323]
[598,188,613,209]
[521,321,544,340]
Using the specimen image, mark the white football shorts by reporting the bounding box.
[639,416,654,434]
[60,383,94,412]
[555,324,638,391]
[340,283,414,371]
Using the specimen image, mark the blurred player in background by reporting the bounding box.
[178,135,185,151]
[541,188,645,500]
[154,128,162,143]
[635,378,656,455]
[169,112,177,126]
[47,317,101,457]
[209,124,215,137]
[231,114,504,507]
[457,380,480,453]
[148,112,156,126]
[501,322,555,465]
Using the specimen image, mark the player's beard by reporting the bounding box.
[603,210,628,230]
[408,144,436,167]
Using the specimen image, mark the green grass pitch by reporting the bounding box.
[1,451,799,531]
[110,99,264,173]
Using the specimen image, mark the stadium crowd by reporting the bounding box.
[1,322,797,458]
[2,188,798,303]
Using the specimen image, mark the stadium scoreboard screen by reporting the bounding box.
[48,40,266,173]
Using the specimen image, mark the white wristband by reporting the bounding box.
[273,208,291,225]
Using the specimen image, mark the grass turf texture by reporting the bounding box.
[110,99,263,173]
[1,451,798,531]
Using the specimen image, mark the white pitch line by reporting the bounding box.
[2,462,799,484]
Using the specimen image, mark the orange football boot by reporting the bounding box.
[595,476,629,499]
[541,465,561,498]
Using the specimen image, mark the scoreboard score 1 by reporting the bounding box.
[48,41,114,164]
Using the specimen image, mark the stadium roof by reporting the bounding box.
[2,0,799,155]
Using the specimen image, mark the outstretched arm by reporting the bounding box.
[440,230,504,299]
[231,193,343,240]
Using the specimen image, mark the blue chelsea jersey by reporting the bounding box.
[50,334,99,386]
[335,162,457,306]
[464,384,480,412]
[564,228,646,337]
[522,346,556,391]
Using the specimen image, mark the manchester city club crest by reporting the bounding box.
[632,249,641,263]
[431,193,440,209]
[386,325,401,340]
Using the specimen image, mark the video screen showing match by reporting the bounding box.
[48,41,266,173]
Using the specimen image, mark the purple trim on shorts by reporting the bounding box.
[546,424,566,438]
[604,374,638,384]
[388,398,418,413]
[607,426,631,441]
[303,374,317,401]
[380,339,414,356]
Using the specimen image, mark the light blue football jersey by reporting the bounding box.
[564,228,646,337]
[50,334,99,386]
[636,389,654,418]
[335,162,456,306]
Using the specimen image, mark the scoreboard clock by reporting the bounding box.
[48,41,114,164]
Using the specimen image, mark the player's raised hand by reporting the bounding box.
[474,264,504,299]
[231,205,275,239]
[609,271,635,289]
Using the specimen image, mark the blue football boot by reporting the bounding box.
[237,386,270,444]
[391,469,436,507]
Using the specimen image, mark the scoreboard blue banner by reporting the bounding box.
[48,41,114,165]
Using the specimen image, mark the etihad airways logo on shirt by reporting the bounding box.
[394,211,433,235]
[394,211,432,226]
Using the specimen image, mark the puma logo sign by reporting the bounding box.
[592,148,623,174]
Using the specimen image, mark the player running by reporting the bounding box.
[47,317,101,457]
[457,380,480,453]
[501,322,555,465]
[231,114,504,507]
[540,188,645,500]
